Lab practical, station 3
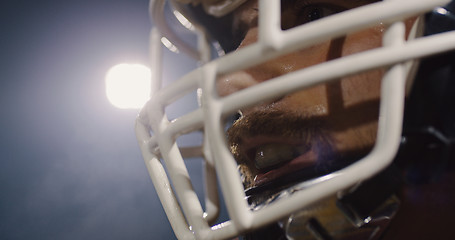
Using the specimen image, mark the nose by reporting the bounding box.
[217,68,288,115]
[216,70,259,97]
[216,53,301,98]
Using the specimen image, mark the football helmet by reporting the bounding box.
[136,0,455,239]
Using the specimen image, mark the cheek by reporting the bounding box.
[238,27,259,49]
[245,42,332,82]
[273,84,329,116]
[340,69,383,108]
[342,24,384,56]
[337,25,384,108]
[245,23,385,83]
[218,24,386,114]
[217,71,257,97]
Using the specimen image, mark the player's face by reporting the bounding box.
[217,0,416,190]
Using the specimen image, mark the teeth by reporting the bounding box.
[254,144,297,169]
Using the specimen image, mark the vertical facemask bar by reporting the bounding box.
[146,1,222,238]
[150,28,163,94]
[156,15,218,240]
[136,26,195,239]
[378,0,407,149]
[198,24,221,225]
[137,129,193,239]
[202,139,220,225]
[203,61,255,233]
[258,0,281,50]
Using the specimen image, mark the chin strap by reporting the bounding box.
[243,165,402,240]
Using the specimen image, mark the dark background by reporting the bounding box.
[0,0,204,239]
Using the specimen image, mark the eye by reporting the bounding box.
[297,5,342,25]
[281,1,345,30]
[305,6,335,22]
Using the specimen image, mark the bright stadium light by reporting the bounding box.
[105,63,151,109]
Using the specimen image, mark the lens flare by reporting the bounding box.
[105,63,151,109]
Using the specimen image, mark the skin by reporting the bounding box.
[210,1,455,238]
[218,0,416,189]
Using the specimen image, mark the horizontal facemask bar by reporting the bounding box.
[145,0,449,114]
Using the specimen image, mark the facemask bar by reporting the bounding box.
[136,0,455,239]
